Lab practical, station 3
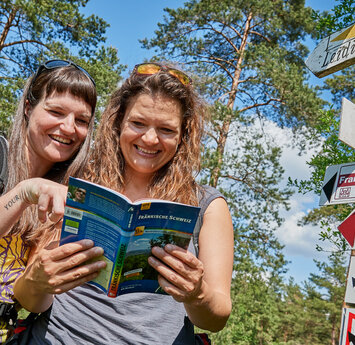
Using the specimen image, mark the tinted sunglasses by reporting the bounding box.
[30,59,96,87]
[133,63,192,86]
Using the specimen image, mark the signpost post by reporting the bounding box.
[339,98,355,149]
[308,27,355,340]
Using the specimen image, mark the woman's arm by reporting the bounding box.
[14,235,107,313]
[149,197,234,331]
[0,178,67,237]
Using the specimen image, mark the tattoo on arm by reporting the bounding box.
[4,194,21,210]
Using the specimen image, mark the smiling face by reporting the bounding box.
[26,91,92,176]
[120,93,183,181]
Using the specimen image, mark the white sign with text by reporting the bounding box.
[320,162,355,206]
[306,23,355,78]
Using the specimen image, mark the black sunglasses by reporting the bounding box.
[30,59,96,88]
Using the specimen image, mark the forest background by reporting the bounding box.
[0,0,354,344]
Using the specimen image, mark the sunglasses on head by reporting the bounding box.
[133,63,192,86]
[30,59,96,88]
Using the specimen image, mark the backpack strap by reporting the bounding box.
[0,302,17,327]
[0,135,8,194]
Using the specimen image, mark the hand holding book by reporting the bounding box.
[60,177,201,297]
[148,244,204,302]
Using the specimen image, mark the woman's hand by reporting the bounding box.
[149,198,234,332]
[19,178,67,223]
[14,239,107,313]
[0,178,68,237]
[148,244,205,304]
[28,239,106,294]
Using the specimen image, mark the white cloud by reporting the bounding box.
[226,117,332,281]
[261,120,331,279]
[276,210,327,258]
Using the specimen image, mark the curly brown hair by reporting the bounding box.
[85,62,206,206]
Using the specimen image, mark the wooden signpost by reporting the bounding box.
[305,23,355,78]
[311,35,355,340]
[339,98,355,149]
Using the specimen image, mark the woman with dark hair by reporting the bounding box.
[0,60,101,342]
[15,62,234,344]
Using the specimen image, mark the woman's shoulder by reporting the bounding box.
[198,184,225,209]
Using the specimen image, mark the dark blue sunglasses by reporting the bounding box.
[31,59,96,87]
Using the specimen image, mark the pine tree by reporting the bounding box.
[141,0,324,248]
[304,252,346,345]
[0,0,125,134]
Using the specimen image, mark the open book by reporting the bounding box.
[60,177,201,297]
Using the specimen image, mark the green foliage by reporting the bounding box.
[290,106,355,196]
[301,252,346,344]
[143,2,332,342]
[143,1,324,257]
[312,0,355,38]
[210,273,282,344]
[0,0,125,135]
[288,65,355,252]
[142,0,323,131]
[121,253,157,282]
[322,65,355,106]
[206,252,347,345]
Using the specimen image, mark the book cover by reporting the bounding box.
[60,177,201,297]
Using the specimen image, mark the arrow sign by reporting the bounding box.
[319,162,355,206]
[349,331,355,345]
[345,257,355,302]
[338,210,355,247]
[305,23,355,78]
[339,309,355,345]
[339,98,355,149]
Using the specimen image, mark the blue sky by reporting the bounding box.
[82,0,337,74]
[82,0,341,284]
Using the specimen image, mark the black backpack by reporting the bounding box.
[0,135,8,194]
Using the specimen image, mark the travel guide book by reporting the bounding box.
[60,177,201,298]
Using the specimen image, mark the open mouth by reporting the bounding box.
[49,134,72,145]
[135,145,160,155]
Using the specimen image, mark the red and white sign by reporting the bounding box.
[338,211,355,248]
[306,23,355,78]
[320,163,355,206]
[340,308,355,345]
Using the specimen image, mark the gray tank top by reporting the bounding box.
[28,185,223,345]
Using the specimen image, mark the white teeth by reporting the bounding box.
[136,146,158,154]
[50,135,71,144]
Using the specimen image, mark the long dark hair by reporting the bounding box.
[7,64,97,243]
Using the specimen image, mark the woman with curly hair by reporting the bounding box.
[15,62,234,345]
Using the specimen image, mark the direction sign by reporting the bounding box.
[339,308,355,345]
[320,162,355,206]
[345,257,355,302]
[305,23,355,78]
[338,210,355,247]
[339,98,355,149]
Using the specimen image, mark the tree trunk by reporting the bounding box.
[0,6,17,51]
[209,11,253,187]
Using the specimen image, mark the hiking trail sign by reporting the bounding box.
[339,98,355,149]
[320,162,355,207]
[305,22,355,78]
